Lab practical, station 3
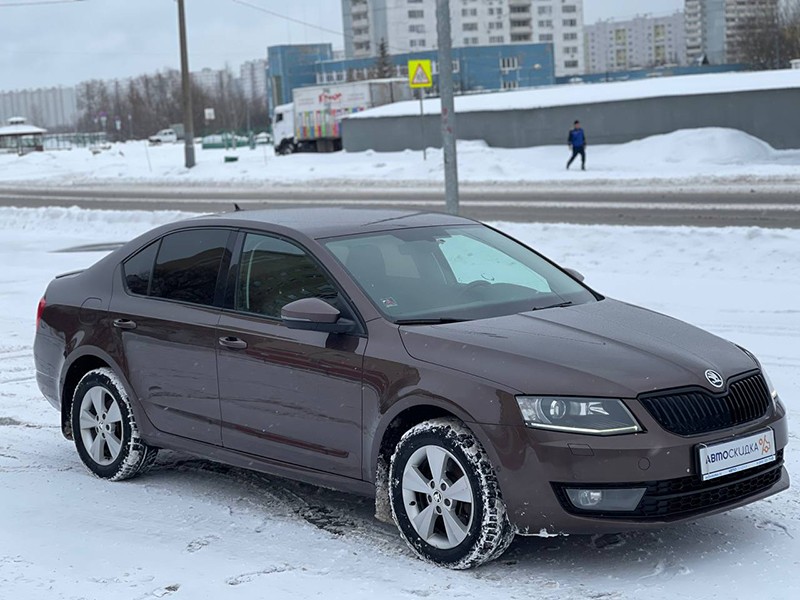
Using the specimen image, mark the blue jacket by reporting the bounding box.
[568,128,586,148]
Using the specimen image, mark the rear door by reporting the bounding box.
[216,231,365,478]
[109,228,234,445]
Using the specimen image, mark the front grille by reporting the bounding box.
[554,450,784,521]
[639,372,771,436]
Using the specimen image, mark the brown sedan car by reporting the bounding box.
[34,208,789,568]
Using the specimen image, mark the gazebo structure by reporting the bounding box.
[0,117,47,155]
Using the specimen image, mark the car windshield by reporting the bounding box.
[324,224,597,323]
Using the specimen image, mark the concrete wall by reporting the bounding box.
[342,88,800,151]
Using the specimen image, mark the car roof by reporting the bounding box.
[188,207,477,239]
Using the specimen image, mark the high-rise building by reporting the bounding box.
[341,0,584,77]
[585,12,686,74]
[685,0,778,64]
[192,68,229,94]
[0,86,78,129]
[240,59,269,105]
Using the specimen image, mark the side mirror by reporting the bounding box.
[281,298,355,334]
[565,268,585,282]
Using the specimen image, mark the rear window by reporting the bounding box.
[149,229,230,306]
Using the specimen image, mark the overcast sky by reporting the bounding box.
[0,0,684,90]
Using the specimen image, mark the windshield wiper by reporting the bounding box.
[530,301,573,312]
[395,318,469,325]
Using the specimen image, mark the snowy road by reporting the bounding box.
[2,185,800,228]
[1,208,798,599]
[3,126,800,226]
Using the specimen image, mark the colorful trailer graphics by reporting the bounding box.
[292,79,412,144]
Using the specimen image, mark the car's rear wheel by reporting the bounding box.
[71,367,157,481]
[389,418,514,569]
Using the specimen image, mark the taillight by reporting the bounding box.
[36,297,46,330]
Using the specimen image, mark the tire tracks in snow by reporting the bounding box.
[161,456,403,555]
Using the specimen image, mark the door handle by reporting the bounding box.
[113,318,137,330]
[218,336,248,350]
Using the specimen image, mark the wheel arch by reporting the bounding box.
[370,397,501,525]
[59,347,139,440]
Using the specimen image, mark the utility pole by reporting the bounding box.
[177,0,195,168]
[436,0,459,215]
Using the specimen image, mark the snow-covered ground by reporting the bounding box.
[1,128,799,191]
[0,207,797,599]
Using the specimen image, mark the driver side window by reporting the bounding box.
[236,233,338,319]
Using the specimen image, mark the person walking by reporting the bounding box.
[567,120,586,171]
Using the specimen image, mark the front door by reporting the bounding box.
[216,232,365,478]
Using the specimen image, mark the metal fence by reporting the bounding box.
[42,133,109,150]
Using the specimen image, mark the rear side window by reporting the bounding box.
[122,241,159,296]
[150,229,230,306]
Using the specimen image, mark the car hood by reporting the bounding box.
[399,299,756,398]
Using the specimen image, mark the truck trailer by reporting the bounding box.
[273,79,412,155]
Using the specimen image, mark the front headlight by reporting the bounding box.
[515,396,642,435]
[762,369,780,404]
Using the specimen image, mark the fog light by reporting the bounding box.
[578,490,603,507]
[565,488,646,512]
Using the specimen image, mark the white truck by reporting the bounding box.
[273,79,412,155]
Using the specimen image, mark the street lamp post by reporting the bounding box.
[177,0,195,168]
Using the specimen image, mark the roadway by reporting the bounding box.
[1,185,799,228]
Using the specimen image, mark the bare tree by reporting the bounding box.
[74,63,272,139]
[731,0,800,69]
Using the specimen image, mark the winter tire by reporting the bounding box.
[71,367,157,481]
[277,140,294,156]
[389,418,515,569]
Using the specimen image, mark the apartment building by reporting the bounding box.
[0,86,78,129]
[585,12,686,74]
[685,0,778,64]
[239,59,269,105]
[341,0,585,77]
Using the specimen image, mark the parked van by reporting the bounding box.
[148,129,177,144]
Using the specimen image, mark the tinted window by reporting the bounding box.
[236,233,337,318]
[122,241,159,296]
[325,225,596,322]
[150,229,230,306]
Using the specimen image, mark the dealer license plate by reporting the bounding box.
[697,429,776,481]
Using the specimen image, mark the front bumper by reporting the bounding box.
[479,402,789,535]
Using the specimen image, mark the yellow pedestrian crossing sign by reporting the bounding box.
[408,59,433,88]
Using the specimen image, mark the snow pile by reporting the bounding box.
[0,128,798,188]
[0,205,194,234]
[601,128,776,165]
[0,207,798,599]
[351,68,800,119]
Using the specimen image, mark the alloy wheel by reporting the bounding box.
[78,385,124,466]
[401,444,475,550]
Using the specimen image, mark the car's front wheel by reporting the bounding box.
[389,418,514,569]
[71,367,157,481]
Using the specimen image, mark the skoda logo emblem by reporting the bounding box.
[705,369,724,388]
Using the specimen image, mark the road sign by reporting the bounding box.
[408,60,433,89]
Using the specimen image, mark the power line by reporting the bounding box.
[0,0,85,7]
[231,0,345,39]
[230,0,413,55]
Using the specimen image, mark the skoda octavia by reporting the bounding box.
[33,209,789,569]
